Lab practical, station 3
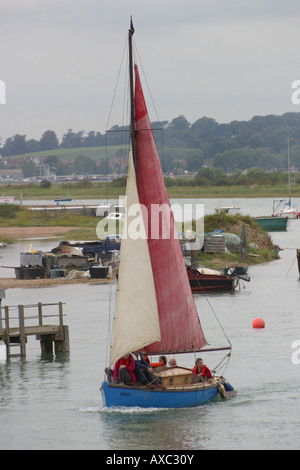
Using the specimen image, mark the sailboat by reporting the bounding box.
[101,20,236,408]
[274,135,300,219]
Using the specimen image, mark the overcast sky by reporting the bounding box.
[1,0,300,144]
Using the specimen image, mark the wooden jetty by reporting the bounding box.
[0,302,69,359]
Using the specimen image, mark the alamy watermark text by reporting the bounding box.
[291,80,300,105]
[96,200,204,249]
[0,80,6,104]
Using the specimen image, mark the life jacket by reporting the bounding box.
[150,361,165,368]
[193,364,211,378]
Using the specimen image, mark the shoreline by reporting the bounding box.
[0,226,79,239]
[0,276,113,290]
[1,182,300,199]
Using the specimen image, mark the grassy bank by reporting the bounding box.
[0,181,121,200]
[166,183,300,199]
[0,204,99,243]
[197,212,279,269]
[1,181,299,200]
[0,204,96,228]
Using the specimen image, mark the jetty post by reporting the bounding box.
[0,288,5,330]
[18,305,26,357]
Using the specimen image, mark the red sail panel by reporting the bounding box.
[134,65,207,354]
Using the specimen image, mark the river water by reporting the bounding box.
[0,198,299,450]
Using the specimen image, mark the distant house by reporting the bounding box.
[0,169,24,181]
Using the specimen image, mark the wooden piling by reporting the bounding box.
[4,306,10,359]
[18,305,26,357]
[55,325,70,353]
[38,302,43,326]
[58,301,64,338]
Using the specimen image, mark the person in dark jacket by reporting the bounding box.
[131,351,163,387]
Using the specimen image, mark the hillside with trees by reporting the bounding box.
[1,112,300,177]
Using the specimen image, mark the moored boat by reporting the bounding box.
[273,136,300,219]
[187,266,238,292]
[273,200,300,219]
[254,216,288,232]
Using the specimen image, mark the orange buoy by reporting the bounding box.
[252,318,265,329]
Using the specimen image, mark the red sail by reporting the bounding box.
[134,65,207,354]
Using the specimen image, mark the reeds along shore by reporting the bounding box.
[1,179,300,200]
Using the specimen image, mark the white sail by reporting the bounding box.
[109,149,161,366]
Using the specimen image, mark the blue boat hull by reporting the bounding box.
[101,381,219,408]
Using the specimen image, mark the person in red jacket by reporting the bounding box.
[113,353,136,384]
[192,358,212,379]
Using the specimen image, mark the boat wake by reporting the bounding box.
[78,405,167,414]
[99,405,169,414]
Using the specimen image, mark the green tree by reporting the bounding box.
[72,155,96,175]
[191,116,218,140]
[40,130,59,150]
[21,159,38,178]
[165,115,192,148]
[61,129,85,148]
[40,179,51,189]
[26,139,41,153]
[44,155,59,168]
[2,134,27,156]
[84,131,105,147]
[186,150,204,172]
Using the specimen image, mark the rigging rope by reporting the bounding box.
[105,35,128,133]
[285,256,296,278]
[211,352,231,375]
[190,269,232,349]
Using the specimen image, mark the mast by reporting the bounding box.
[288,134,291,207]
[128,17,136,168]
